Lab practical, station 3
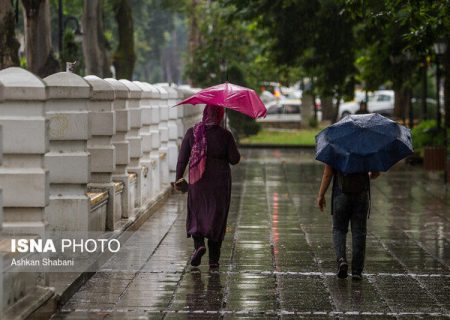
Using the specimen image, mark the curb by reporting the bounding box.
[239,144,315,149]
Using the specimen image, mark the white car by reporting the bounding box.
[260,99,302,122]
[338,90,394,118]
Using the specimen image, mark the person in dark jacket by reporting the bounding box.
[316,164,379,280]
[175,104,240,269]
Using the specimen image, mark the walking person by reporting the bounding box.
[174,104,240,269]
[316,165,379,280]
[314,114,413,280]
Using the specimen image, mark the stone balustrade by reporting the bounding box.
[0,66,203,318]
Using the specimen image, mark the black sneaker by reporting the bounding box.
[352,273,363,281]
[337,259,348,279]
[190,246,206,267]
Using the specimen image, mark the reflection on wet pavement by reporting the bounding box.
[52,149,450,319]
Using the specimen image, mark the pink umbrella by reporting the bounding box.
[175,82,267,119]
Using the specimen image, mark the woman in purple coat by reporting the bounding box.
[175,105,240,269]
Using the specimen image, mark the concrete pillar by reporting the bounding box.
[119,80,144,210]
[84,75,116,231]
[174,87,185,146]
[154,85,170,185]
[133,81,157,202]
[43,72,91,231]
[104,78,133,219]
[148,86,161,196]
[0,67,49,234]
[135,82,162,200]
[160,86,179,175]
[178,86,203,133]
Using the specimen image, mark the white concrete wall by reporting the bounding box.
[0,67,205,319]
[0,67,203,233]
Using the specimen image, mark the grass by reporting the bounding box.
[240,128,322,146]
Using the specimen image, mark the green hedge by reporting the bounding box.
[411,120,447,156]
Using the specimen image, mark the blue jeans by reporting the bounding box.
[332,189,369,275]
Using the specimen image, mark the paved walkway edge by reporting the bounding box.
[28,185,174,320]
[239,143,315,149]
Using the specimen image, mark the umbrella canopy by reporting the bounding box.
[174,82,267,119]
[315,113,413,173]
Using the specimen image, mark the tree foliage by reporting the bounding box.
[224,0,356,121]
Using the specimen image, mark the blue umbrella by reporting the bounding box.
[315,113,413,173]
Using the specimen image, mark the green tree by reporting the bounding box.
[0,0,20,69]
[22,0,60,77]
[184,1,266,137]
[112,0,135,79]
[225,0,356,122]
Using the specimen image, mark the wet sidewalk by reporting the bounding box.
[52,149,450,319]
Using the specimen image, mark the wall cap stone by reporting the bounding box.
[154,85,169,99]
[44,72,91,99]
[104,78,129,99]
[0,67,46,101]
[84,75,115,100]
[133,81,153,99]
[119,79,142,99]
[160,85,178,99]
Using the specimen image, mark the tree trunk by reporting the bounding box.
[321,96,334,120]
[444,38,450,129]
[0,0,20,69]
[82,0,111,77]
[394,87,409,124]
[187,0,200,86]
[332,96,341,123]
[22,0,59,77]
[112,0,135,80]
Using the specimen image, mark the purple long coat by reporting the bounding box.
[176,125,240,242]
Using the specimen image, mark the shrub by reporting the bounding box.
[411,120,446,155]
[308,116,319,128]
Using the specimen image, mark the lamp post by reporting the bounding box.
[58,0,83,54]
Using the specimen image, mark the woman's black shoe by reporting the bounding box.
[190,246,206,267]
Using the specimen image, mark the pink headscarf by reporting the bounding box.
[189,105,225,184]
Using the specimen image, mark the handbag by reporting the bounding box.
[171,178,188,193]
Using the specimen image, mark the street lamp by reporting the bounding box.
[58,0,83,54]
[433,40,447,128]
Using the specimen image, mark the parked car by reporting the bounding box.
[261,99,302,122]
[338,90,394,119]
